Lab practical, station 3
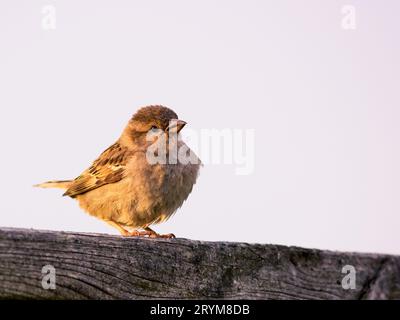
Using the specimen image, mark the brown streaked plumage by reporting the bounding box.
[35,105,201,238]
[63,142,132,198]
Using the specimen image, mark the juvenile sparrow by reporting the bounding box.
[35,105,201,238]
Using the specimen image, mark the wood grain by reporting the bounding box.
[0,227,399,299]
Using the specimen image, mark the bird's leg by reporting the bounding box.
[145,227,176,239]
[105,220,153,237]
[105,220,174,238]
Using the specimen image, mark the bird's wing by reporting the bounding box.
[63,142,132,198]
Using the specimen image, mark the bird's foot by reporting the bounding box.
[122,229,175,238]
[149,232,176,239]
[144,227,176,239]
[144,227,175,239]
[106,220,175,238]
[126,230,155,237]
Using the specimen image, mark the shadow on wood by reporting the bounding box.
[0,227,399,299]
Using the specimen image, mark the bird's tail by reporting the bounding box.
[34,180,73,190]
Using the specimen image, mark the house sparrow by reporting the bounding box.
[35,105,201,238]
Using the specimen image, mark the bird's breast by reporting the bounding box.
[126,149,200,222]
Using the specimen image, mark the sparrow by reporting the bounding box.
[35,105,201,238]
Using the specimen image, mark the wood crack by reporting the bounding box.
[357,257,389,300]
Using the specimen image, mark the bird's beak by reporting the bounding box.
[167,119,187,133]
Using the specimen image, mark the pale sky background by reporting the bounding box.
[0,1,399,254]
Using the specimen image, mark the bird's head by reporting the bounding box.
[121,105,187,146]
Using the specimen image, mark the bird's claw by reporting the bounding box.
[123,230,175,239]
[149,233,176,239]
[125,230,153,237]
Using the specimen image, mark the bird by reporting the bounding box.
[35,105,201,238]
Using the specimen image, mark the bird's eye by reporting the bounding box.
[149,125,159,132]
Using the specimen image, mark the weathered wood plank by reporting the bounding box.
[0,227,399,299]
